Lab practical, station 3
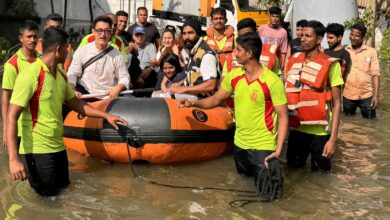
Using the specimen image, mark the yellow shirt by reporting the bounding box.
[221,65,287,150]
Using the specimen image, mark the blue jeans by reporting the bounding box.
[343,96,376,119]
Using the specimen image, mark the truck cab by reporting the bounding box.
[219,0,269,28]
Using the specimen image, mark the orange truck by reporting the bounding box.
[152,0,269,31]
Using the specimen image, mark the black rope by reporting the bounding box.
[229,199,262,208]
[125,142,255,193]
[123,136,286,207]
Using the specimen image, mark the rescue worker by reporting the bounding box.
[236,18,281,74]
[6,27,127,196]
[224,18,281,110]
[284,19,308,71]
[285,20,343,172]
[204,7,235,76]
[178,32,288,201]
[35,13,74,72]
[2,20,40,148]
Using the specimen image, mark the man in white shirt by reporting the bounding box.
[67,15,130,98]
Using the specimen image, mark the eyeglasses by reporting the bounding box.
[95,29,112,34]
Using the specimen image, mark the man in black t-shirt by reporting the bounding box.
[284,19,308,70]
[115,10,132,46]
[325,23,351,80]
[127,7,160,48]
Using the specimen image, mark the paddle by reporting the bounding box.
[79,88,156,99]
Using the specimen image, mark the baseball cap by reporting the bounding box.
[133,26,145,34]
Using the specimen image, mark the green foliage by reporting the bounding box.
[0,37,11,74]
[68,27,87,45]
[4,0,38,19]
[266,0,282,6]
[344,7,375,40]
[257,0,282,8]
[344,7,390,63]
[380,30,390,63]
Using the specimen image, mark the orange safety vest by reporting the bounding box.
[285,52,339,128]
[206,26,235,72]
[260,44,278,70]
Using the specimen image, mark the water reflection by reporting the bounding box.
[0,67,390,219]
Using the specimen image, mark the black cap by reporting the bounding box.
[183,19,202,36]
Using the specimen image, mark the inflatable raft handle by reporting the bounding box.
[126,135,144,148]
[80,88,156,99]
[122,126,144,148]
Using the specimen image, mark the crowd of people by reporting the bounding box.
[1,5,381,200]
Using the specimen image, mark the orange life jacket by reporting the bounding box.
[260,44,278,70]
[206,26,235,72]
[285,52,339,128]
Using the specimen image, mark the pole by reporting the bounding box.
[128,0,132,27]
[79,88,156,99]
[89,0,94,25]
[63,0,68,28]
[133,0,137,24]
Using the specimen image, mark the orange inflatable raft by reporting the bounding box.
[63,97,234,164]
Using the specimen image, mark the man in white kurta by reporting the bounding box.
[67,15,130,97]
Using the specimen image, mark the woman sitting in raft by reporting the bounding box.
[155,28,184,70]
[152,53,186,98]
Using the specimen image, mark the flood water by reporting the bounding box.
[1,66,390,219]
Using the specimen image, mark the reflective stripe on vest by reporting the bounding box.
[259,44,277,70]
[285,52,337,128]
[206,26,235,72]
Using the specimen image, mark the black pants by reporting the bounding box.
[343,96,376,119]
[287,130,331,172]
[20,150,70,196]
[233,145,273,179]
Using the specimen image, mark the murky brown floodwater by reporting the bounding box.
[1,66,389,220]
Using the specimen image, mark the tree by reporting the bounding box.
[4,0,38,19]
[344,1,390,63]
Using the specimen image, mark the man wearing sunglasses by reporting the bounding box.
[67,15,130,98]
